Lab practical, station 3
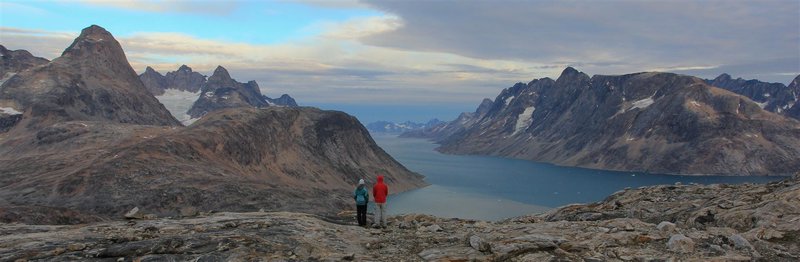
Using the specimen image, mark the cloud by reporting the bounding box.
[1,21,541,106]
[360,0,800,81]
[78,0,239,15]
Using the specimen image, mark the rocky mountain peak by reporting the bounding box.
[714,73,733,82]
[561,66,580,76]
[178,64,191,72]
[144,66,158,74]
[476,98,494,115]
[556,66,590,83]
[0,45,50,78]
[0,25,179,128]
[210,65,232,81]
[62,25,119,58]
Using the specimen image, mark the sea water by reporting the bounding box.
[372,134,785,221]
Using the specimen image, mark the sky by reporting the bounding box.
[1,0,798,123]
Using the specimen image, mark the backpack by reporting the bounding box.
[356,192,366,203]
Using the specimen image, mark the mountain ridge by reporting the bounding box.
[405,68,800,176]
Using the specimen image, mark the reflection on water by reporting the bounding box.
[373,133,785,221]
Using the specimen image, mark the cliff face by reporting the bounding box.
[2,175,797,261]
[0,25,426,221]
[413,68,800,176]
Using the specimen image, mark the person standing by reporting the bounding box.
[372,175,388,228]
[353,179,369,226]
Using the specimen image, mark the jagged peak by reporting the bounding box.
[561,66,580,76]
[715,73,732,80]
[210,65,231,80]
[62,25,117,56]
[178,64,192,72]
[556,67,590,83]
[145,66,157,73]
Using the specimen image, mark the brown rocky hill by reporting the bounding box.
[0,25,180,128]
[0,25,425,222]
[0,107,424,221]
[0,44,49,81]
[409,67,800,175]
[2,175,796,261]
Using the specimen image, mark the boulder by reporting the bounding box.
[124,207,142,219]
[667,234,694,253]
[657,221,677,233]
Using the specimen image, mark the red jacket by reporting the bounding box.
[373,175,388,203]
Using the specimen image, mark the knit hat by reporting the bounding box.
[358,179,365,185]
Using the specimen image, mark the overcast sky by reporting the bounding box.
[1,0,798,123]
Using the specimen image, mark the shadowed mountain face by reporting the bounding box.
[707,74,800,120]
[187,66,270,118]
[0,25,180,128]
[265,93,298,107]
[0,45,49,81]
[783,76,800,120]
[407,68,800,176]
[138,65,207,96]
[0,25,426,223]
[138,66,168,95]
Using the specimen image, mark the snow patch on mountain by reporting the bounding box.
[504,96,515,106]
[513,106,535,135]
[630,97,654,110]
[155,89,200,125]
[0,106,22,115]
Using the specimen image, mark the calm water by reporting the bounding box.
[372,134,785,221]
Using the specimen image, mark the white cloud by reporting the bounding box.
[78,0,239,15]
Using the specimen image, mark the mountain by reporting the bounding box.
[138,65,207,96]
[186,66,270,118]
[0,44,49,82]
[412,67,800,176]
[139,66,167,95]
[164,65,206,93]
[0,25,179,129]
[366,119,444,133]
[706,73,800,119]
[265,93,298,107]
[0,25,425,222]
[401,99,493,140]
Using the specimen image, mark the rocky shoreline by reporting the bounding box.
[2,174,797,261]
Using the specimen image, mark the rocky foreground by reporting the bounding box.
[3,175,797,261]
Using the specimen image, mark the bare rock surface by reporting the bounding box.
[3,174,797,261]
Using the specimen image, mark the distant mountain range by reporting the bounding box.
[136,65,298,124]
[0,25,425,223]
[366,119,444,133]
[404,68,800,176]
[706,74,800,120]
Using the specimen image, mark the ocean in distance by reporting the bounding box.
[371,133,785,221]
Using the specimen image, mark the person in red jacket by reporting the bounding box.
[372,175,388,228]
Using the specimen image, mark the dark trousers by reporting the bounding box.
[356,204,367,226]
